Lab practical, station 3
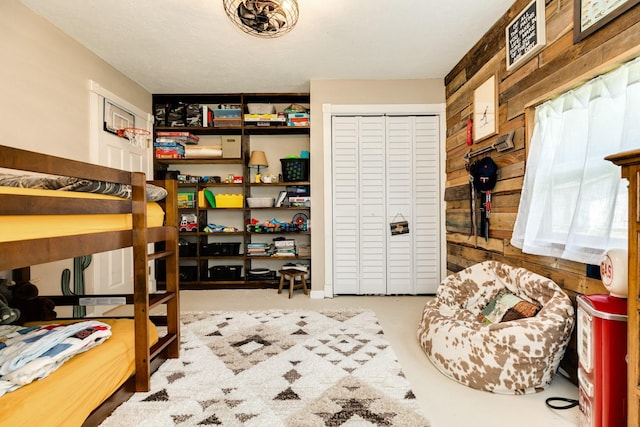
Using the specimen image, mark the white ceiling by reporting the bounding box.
[19,0,514,94]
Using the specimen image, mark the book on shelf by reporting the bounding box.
[155,152,185,159]
[273,239,295,248]
[247,243,271,248]
[155,131,200,144]
[202,105,210,127]
[288,196,310,203]
[247,242,274,256]
[274,245,296,257]
[154,140,185,147]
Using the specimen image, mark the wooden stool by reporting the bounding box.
[278,269,309,298]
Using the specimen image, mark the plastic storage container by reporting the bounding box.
[208,265,243,280]
[247,103,276,114]
[214,194,244,208]
[213,118,241,128]
[178,241,197,257]
[247,268,276,281]
[213,108,242,128]
[213,108,242,119]
[246,197,274,208]
[179,266,198,281]
[200,242,241,256]
[280,158,310,182]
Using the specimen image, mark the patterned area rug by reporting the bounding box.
[100,310,430,426]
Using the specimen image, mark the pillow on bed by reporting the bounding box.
[477,289,540,324]
[0,173,167,201]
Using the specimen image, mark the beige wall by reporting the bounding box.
[309,79,445,294]
[0,0,150,160]
[0,0,151,293]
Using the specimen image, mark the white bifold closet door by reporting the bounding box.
[332,115,440,295]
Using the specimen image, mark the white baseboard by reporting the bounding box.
[309,290,326,299]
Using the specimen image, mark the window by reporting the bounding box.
[511,57,640,264]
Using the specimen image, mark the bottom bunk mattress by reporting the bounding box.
[0,318,158,427]
[0,186,165,242]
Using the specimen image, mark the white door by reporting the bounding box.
[88,85,153,307]
[331,116,361,294]
[411,116,441,293]
[357,117,387,294]
[332,115,440,295]
[385,117,414,294]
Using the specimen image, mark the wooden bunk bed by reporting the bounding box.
[0,145,180,426]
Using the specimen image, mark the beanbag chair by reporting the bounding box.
[417,261,574,394]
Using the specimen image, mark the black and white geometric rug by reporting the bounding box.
[100,310,430,426]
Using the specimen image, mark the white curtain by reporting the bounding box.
[511,57,640,264]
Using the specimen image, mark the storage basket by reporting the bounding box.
[247,268,276,281]
[179,266,198,282]
[246,197,274,208]
[247,103,276,114]
[208,265,243,281]
[280,158,310,182]
[178,241,197,257]
[200,242,241,256]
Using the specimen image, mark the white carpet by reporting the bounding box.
[99,309,430,426]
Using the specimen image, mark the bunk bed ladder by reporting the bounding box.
[132,176,180,392]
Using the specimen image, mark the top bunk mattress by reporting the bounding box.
[0,186,165,243]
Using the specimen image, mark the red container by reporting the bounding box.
[577,294,627,427]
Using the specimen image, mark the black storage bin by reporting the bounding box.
[280,158,310,182]
[247,268,276,281]
[208,265,243,281]
[201,242,241,256]
[179,266,198,282]
[178,240,197,257]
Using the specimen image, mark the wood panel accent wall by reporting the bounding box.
[445,0,640,382]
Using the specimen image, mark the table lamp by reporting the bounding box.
[248,150,268,183]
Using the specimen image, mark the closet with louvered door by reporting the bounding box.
[331,115,440,295]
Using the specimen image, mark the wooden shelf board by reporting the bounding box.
[156,158,244,165]
[247,181,309,186]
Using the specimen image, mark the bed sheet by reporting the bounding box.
[0,186,165,243]
[0,318,159,427]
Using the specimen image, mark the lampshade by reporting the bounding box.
[248,150,268,168]
[223,0,299,39]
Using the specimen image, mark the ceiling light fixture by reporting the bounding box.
[223,0,299,38]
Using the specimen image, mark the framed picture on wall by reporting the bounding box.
[574,0,640,42]
[506,0,546,72]
[473,75,498,142]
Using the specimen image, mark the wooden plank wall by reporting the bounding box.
[445,0,640,382]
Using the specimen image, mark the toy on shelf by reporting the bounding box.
[246,217,307,233]
[203,224,239,233]
[179,213,198,232]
